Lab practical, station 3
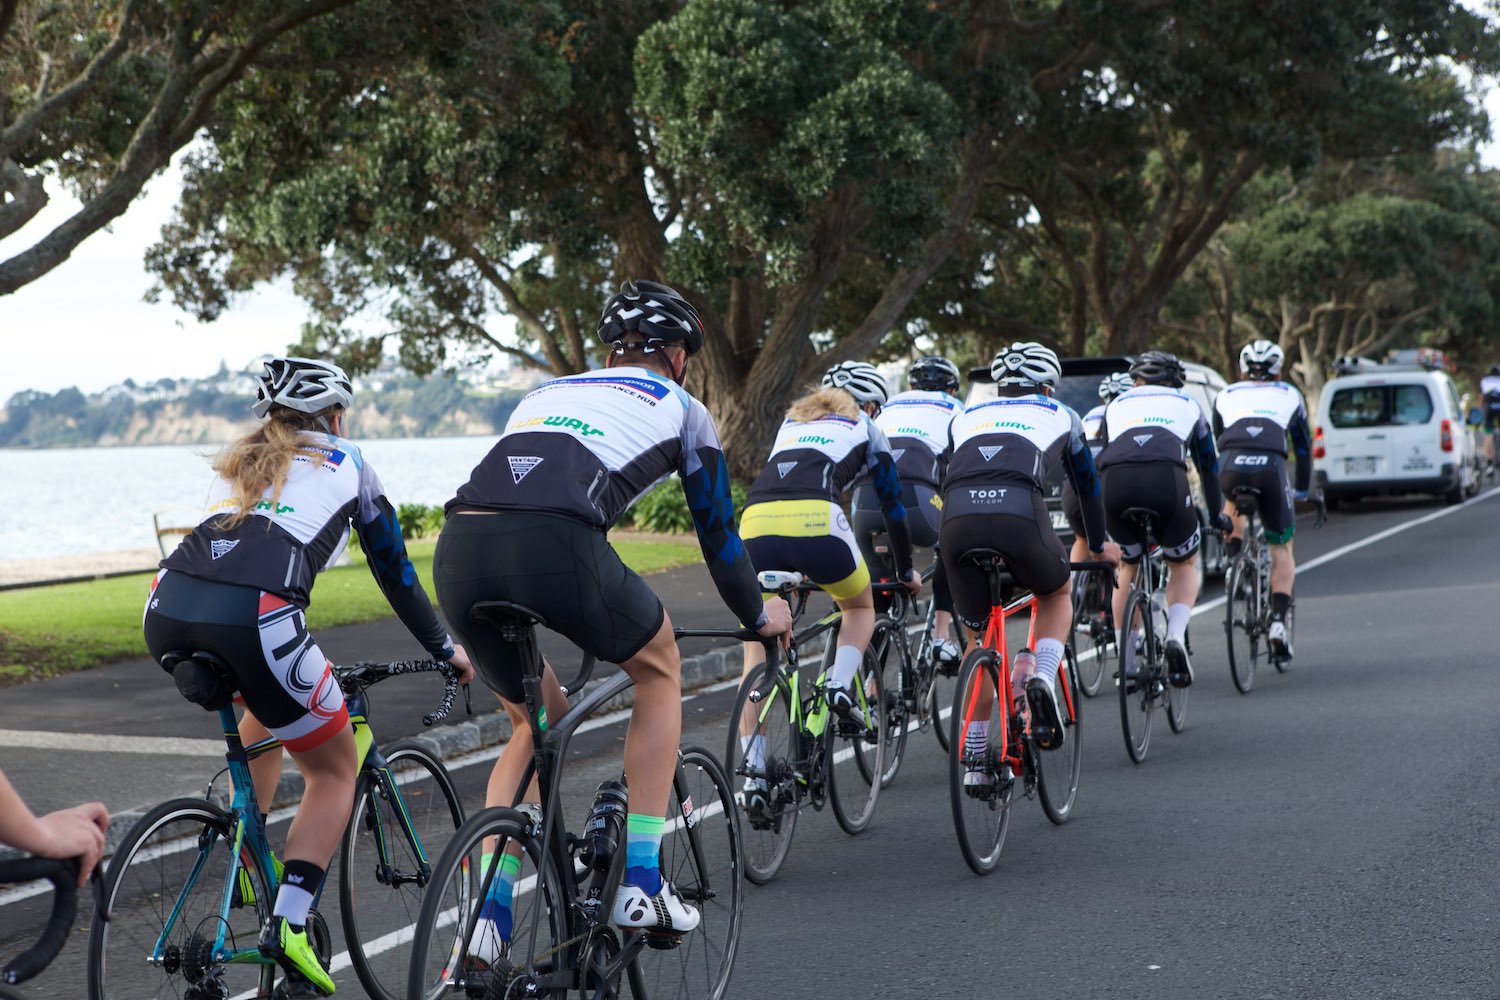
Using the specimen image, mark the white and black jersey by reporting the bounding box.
[161,431,452,657]
[871,389,961,487]
[1098,384,1225,514]
[746,411,904,505]
[1081,403,1106,459]
[1481,374,1500,408]
[1213,379,1313,493]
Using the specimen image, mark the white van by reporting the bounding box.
[1313,361,1480,507]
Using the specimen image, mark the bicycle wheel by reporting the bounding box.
[1166,630,1189,734]
[1117,590,1156,764]
[1225,556,1261,694]
[1274,602,1296,673]
[929,618,964,753]
[340,740,465,1000]
[89,797,275,1000]
[632,746,742,1000]
[405,806,566,1000]
[828,651,883,835]
[1073,573,1113,697]
[725,664,798,884]
[947,649,1012,874]
[860,619,908,788]
[1037,646,1083,825]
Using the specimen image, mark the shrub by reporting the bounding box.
[624,477,749,533]
[396,502,446,540]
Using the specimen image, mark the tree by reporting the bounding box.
[0,0,379,295]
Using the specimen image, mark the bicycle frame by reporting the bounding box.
[959,576,1057,781]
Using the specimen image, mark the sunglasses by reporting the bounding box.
[609,338,675,357]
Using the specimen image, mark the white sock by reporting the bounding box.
[1167,603,1192,643]
[468,918,504,963]
[1034,638,1065,686]
[828,644,862,690]
[271,882,315,927]
[964,720,989,752]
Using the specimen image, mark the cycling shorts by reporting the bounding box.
[142,570,348,752]
[1101,463,1200,564]
[740,499,869,602]
[434,511,665,704]
[940,492,1069,632]
[1486,404,1500,432]
[850,481,941,549]
[1219,449,1295,545]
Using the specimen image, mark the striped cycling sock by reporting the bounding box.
[623,813,665,895]
[469,851,521,962]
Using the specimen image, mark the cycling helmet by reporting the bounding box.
[1239,339,1284,378]
[990,341,1061,388]
[252,357,353,419]
[822,361,890,406]
[1490,364,1500,376]
[597,279,704,355]
[908,355,961,393]
[1098,371,1133,401]
[1129,350,1186,388]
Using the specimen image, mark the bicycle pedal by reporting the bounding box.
[642,931,685,951]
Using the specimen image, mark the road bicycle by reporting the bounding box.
[726,571,886,884]
[88,657,463,1000]
[1115,509,1189,763]
[1,856,94,1000]
[1068,560,1116,697]
[405,602,744,1000]
[947,551,1103,874]
[1224,487,1325,694]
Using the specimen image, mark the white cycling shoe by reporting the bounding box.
[1268,619,1294,658]
[613,882,701,934]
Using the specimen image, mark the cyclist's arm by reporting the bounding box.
[866,422,915,579]
[1288,406,1313,494]
[353,467,455,659]
[1062,416,1110,553]
[680,408,769,629]
[1188,416,1226,513]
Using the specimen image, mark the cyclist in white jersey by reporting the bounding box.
[1213,340,1314,658]
[1480,364,1500,473]
[1061,371,1131,566]
[940,343,1118,757]
[143,357,476,993]
[1097,351,1231,689]
[437,281,791,954]
[850,354,963,663]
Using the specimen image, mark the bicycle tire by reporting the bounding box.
[632,746,743,1000]
[1073,573,1113,697]
[405,806,566,1000]
[725,664,798,884]
[929,618,964,753]
[1117,590,1156,764]
[88,797,275,1000]
[1225,556,1261,694]
[861,619,908,788]
[828,650,883,835]
[341,740,465,1000]
[947,649,1013,874]
[1037,646,1083,825]
[1166,635,1189,734]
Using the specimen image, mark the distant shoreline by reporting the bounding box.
[0,548,160,587]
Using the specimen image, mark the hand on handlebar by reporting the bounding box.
[1091,540,1122,567]
[757,597,794,648]
[444,643,476,687]
[900,568,922,598]
[1211,511,1234,534]
[34,803,109,887]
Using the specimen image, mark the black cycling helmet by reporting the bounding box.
[908,355,960,393]
[597,279,704,355]
[1491,364,1500,376]
[1130,350,1186,388]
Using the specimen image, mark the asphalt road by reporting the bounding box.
[4,486,1499,998]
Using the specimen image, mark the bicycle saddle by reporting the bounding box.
[756,569,805,593]
[1230,486,1262,516]
[469,601,548,629]
[159,650,235,711]
[959,547,1006,569]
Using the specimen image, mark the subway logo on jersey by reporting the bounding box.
[510,414,606,437]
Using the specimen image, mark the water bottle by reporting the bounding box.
[580,779,629,872]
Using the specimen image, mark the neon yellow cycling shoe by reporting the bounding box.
[258,916,335,996]
[233,853,283,908]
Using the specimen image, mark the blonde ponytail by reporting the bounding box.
[786,386,859,423]
[210,407,338,529]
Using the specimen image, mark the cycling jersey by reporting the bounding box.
[1213,380,1312,493]
[942,395,1108,549]
[1097,385,1225,514]
[1081,403,1106,457]
[161,430,451,658]
[867,389,961,487]
[745,409,914,577]
[450,366,762,627]
[1481,375,1500,414]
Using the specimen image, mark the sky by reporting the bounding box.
[2,15,1499,404]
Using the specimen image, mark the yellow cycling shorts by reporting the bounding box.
[741,500,870,602]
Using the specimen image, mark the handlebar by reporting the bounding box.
[557,654,598,697]
[1069,559,1117,589]
[334,659,465,727]
[674,626,782,671]
[0,857,85,986]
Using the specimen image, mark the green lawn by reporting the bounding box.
[0,534,699,682]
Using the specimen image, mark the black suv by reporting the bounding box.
[963,355,1230,581]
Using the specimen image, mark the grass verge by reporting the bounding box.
[0,534,699,682]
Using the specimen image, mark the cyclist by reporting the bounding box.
[0,768,108,888]
[940,342,1118,764]
[436,280,791,958]
[142,356,475,996]
[1096,351,1230,689]
[1213,339,1313,659]
[850,354,963,663]
[737,360,922,798]
[1480,364,1500,474]
[1061,371,1131,567]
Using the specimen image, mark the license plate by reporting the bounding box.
[1050,510,1069,530]
[1344,457,1377,476]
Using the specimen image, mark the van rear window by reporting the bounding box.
[1328,385,1434,428]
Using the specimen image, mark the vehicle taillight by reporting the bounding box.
[1440,418,1454,452]
[1313,426,1325,460]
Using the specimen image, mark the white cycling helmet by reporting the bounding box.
[1240,339,1284,378]
[1099,371,1133,401]
[991,341,1061,388]
[822,361,890,406]
[252,357,353,419]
